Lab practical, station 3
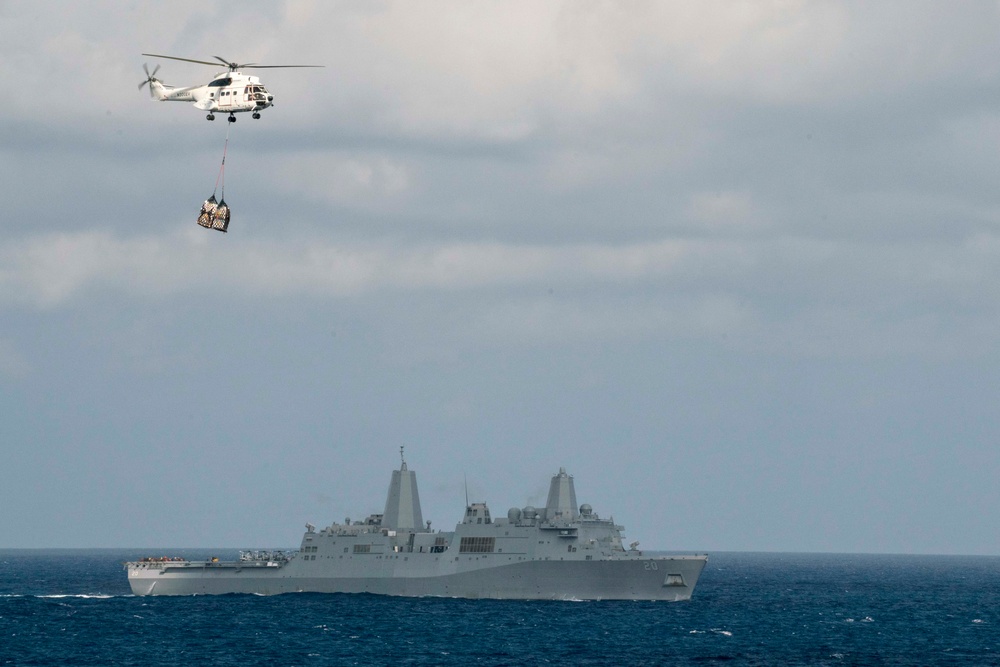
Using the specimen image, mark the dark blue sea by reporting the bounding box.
[0,550,996,666]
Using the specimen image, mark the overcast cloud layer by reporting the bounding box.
[2,1,999,554]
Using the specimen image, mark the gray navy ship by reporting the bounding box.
[126,454,707,600]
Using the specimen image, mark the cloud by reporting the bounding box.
[266,151,414,208]
[686,190,766,232]
[0,229,718,304]
[4,226,1000,362]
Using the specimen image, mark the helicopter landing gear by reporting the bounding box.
[227,113,236,123]
[206,113,215,121]
[252,112,261,119]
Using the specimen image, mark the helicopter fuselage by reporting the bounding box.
[150,71,274,120]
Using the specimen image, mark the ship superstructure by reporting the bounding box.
[126,455,707,600]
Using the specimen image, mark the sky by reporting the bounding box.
[2,0,999,555]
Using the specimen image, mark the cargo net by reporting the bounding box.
[198,124,232,233]
[197,195,230,232]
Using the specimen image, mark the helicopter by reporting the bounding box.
[138,54,323,122]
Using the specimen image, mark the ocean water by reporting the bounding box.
[0,550,996,666]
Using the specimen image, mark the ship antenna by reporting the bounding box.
[464,474,469,508]
[399,445,406,470]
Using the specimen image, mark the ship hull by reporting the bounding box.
[127,555,707,601]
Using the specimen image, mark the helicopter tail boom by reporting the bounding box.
[151,82,197,102]
[139,62,197,102]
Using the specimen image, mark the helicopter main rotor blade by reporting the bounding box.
[212,55,237,69]
[142,53,324,70]
[142,53,227,68]
[215,56,323,70]
[241,64,325,69]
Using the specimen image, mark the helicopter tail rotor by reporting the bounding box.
[138,63,161,96]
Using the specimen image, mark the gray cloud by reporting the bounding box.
[2,1,1000,553]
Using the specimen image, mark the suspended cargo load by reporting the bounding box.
[197,195,218,229]
[211,198,230,232]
